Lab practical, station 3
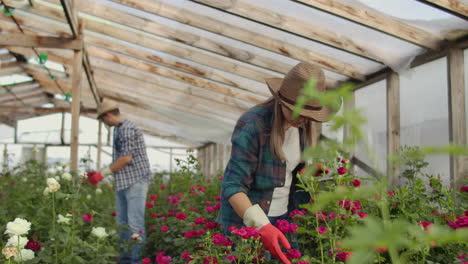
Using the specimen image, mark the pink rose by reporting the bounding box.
[317,226,328,234]
[286,249,302,259]
[176,212,187,221]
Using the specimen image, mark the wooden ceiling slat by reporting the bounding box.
[29,68,240,125]
[106,0,365,80]
[92,63,254,113]
[0,33,83,49]
[101,87,238,126]
[7,46,72,66]
[94,69,244,118]
[192,0,384,62]
[0,64,24,76]
[0,89,45,103]
[294,0,443,49]
[84,35,270,96]
[87,48,263,104]
[1,1,283,83]
[7,42,258,113]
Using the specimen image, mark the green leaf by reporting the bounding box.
[49,75,56,80]
[65,93,72,101]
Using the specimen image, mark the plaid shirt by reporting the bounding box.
[113,119,150,191]
[217,103,310,228]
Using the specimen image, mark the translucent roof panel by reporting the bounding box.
[0,74,33,86]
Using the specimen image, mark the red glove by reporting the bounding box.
[259,223,291,264]
[87,171,104,186]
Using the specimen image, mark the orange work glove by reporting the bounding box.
[243,204,291,264]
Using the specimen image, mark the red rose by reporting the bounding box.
[375,247,387,253]
[26,239,41,252]
[314,163,327,177]
[337,167,347,175]
[460,186,468,192]
[351,179,361,187]
[87,171,104,186]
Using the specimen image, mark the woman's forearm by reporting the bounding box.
[228,192,253,219]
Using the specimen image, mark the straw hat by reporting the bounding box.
[97,99,119,119]
[265,62,340,122]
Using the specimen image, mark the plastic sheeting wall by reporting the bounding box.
[355,80,387,175]
[400,58,450,182]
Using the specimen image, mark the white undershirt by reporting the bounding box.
[268,127,300,217]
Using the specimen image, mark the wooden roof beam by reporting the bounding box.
[0,105,96,115]
[87,48,264,104]
[294,0,443,49]
[93,68,251,117]
[94,69,243,120]
[1,0,341,88]
[109,0,365,80]
[0,33,83,49]
[191,0,384,62]
[415,0,468,20]
[29,68,239,125]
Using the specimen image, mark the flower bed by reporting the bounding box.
[1,147,467,263]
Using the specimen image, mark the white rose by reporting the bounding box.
[14,249,35,261]
[86,194,92,200]
[2,245,18,259]
[131,233,141,241]
[7,235,28,248]
[47,178,61,193]
[57,214,71,225]
[95,188,102,195]
[22,178,28,182]
[91,227,108,239]
[79,172,88,180]
[48,168,57,175]
[61,172,72,181]
[43,187,50,196]
[4,218,31,236]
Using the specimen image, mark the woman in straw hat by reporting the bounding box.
[217,62,340,264]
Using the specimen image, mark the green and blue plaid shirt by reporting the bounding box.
[217,103,310,229]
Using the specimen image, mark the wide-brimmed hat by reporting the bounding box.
[97,99,119,119]
[265,62,340,122]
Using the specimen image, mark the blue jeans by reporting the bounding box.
[115,178,149,264]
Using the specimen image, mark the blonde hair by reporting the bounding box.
[253,97,317,162]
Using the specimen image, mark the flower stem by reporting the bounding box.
[52,192,58,264]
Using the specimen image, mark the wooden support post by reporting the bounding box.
[97,120,102,169]
[107,126,111,146]
[387,71,400,186]
[43,145,48,164]
[447,48,467,189]
[70,19,83,172]
[60,112,65,145]
[218,144,225,174]
[2,144,7,172]
[14,121,18,144]
[212,143,218,174]
[169,148,173,173]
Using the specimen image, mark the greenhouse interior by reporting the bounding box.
[0,0,467,263]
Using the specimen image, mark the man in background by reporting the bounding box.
[95,99,151,264]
